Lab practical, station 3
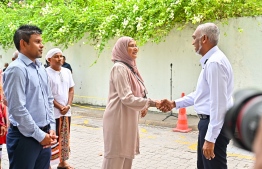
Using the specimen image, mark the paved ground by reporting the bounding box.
[1,105,255,169]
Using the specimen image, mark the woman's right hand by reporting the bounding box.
[158,99,175,112]
[141,109,148,118]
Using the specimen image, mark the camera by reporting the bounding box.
[223,88,262,152]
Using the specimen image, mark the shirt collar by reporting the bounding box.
[18,53,42,67]
[48,67,61,73]
[199,46,219,68]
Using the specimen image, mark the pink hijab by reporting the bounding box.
[112,36,146,97]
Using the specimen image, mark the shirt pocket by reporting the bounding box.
[28,77,40,90]
[27,77,43,100]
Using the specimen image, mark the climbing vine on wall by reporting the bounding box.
[0,0,261,57]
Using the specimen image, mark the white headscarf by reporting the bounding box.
[45,48,63,61]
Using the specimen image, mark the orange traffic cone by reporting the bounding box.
[173,93,192,133]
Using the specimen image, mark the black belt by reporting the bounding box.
[198,114,210,119]
[10,123,50,133]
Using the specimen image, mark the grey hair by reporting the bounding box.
[197,23,220,45]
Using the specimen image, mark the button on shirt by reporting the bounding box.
[175,46,234,143]
[3,54,55,142]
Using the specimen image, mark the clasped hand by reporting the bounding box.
[156,99,175,112]
[140,99,175,118]
[40,130,58,148]
[60,105,70,115]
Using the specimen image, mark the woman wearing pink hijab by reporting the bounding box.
[102,36,160,169]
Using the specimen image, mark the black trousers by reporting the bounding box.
[197,118,230,169]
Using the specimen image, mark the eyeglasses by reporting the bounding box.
[59,72,63,82]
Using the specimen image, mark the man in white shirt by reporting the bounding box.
[45,48,75,169]
[160,23,234,169]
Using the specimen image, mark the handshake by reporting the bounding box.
[155,99,176,112]
[141,99,176,118]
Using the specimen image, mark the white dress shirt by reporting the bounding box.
[175,46,234,143]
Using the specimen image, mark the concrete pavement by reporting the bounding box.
[72,104,199,130]
[0,105,255,169]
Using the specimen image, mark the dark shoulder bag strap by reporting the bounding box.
[114,60,147,98]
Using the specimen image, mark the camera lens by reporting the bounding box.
[237,95,262,151]
[223,89,262,152]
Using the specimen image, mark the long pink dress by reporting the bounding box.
[103,62,149,159]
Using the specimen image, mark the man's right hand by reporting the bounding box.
[40,133,58,148]
[60,105,70,115]
[158,99,176,112]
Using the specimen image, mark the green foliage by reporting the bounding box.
[0,0,262,56]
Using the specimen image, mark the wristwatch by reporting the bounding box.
[67,105,71,109]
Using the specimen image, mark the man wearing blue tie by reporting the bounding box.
[3,25,58,169]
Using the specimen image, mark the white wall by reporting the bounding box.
[1,17,262,115]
